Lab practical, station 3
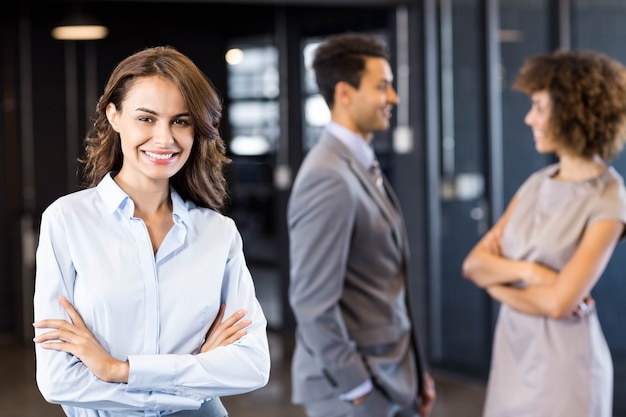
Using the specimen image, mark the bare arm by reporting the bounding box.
[462,196,556,288]
[486,219,624,319]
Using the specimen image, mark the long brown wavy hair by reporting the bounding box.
[79,45,231,211]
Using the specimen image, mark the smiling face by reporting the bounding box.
[342,57,398,140]
[524,89,558,154]
[106,75,194,188]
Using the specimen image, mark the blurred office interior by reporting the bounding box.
[2,0,626,415]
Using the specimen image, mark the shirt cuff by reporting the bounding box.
[338,379,373,402]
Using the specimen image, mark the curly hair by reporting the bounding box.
[513,49,626,161]
[79,45,231,211]
[312,32,390,109]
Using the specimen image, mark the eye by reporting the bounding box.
[173,118,191,126]
[530,101,544,113]
[138,116,153,123]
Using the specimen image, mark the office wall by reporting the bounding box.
[3,2,626,414]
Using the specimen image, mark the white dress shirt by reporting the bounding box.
[33,173,270,417]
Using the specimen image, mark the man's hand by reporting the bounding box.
[419,372,436,417]
[350,393,368,406]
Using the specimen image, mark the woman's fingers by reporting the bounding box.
[33,328,70,343]
[207,304,227,334]
[33,296,128,382]
[33,318,74,331]
[58,295,88,329]
[200,307,250,353]
[221,324,249,345]
[572,296,596,317]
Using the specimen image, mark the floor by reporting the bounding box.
[0,331,486,417]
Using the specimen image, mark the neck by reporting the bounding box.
[113,174,171,216]
[556,154,606,181]
[330,117,372,143]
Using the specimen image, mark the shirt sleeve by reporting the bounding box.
[339,379,374,402]
[588,174,626,237]
[34,205,203,412]
[126,222,270,398]
[34,206,270,412]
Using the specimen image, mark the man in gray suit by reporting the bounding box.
[287,32,436,417]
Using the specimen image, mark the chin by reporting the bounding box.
[534,146,554,155]
[375,121,390,132]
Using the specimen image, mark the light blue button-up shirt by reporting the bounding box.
[325,121,375,172]
[33,173,270,417]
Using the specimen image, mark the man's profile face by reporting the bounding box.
[347,57,399,138]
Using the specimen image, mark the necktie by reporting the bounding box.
[369,159,385,193]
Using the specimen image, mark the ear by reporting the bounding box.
[335,81,355,107]
[105,102,120,132]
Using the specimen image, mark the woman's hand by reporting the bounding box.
[33,295,129,383]
[571,296,595,318]
[200,304,251,353]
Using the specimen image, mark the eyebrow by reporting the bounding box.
[135,107,190,118]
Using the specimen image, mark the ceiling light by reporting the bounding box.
[51,12,108,41]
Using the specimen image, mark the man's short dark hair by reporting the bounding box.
[312,32,389,108]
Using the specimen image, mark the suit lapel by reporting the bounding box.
[321,133,408,258]
[380,175,410,262]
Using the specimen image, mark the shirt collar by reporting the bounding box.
[170,186,190,226]
[96,172,190,226]
[326,121,375,170]
[97,173,130,215]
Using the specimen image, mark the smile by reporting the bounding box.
[144,151,176,160]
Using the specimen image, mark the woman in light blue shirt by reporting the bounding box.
[32,46,270,417]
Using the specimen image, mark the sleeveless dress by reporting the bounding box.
[483,163,626,417]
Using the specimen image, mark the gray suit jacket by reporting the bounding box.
[288,131,424,408]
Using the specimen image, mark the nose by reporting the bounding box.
[154,121,175,146]
[524,109,533,126]
[387,86,399,105]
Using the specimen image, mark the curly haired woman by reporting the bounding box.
[463,49,626,417]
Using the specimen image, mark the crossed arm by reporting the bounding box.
[462,195,624,319]
[33,297,250,383]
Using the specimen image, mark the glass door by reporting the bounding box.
[432,0,554,379]
[572,1,626,413]
[224,38,283,329]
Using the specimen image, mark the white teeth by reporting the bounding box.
[145,151,173,160]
